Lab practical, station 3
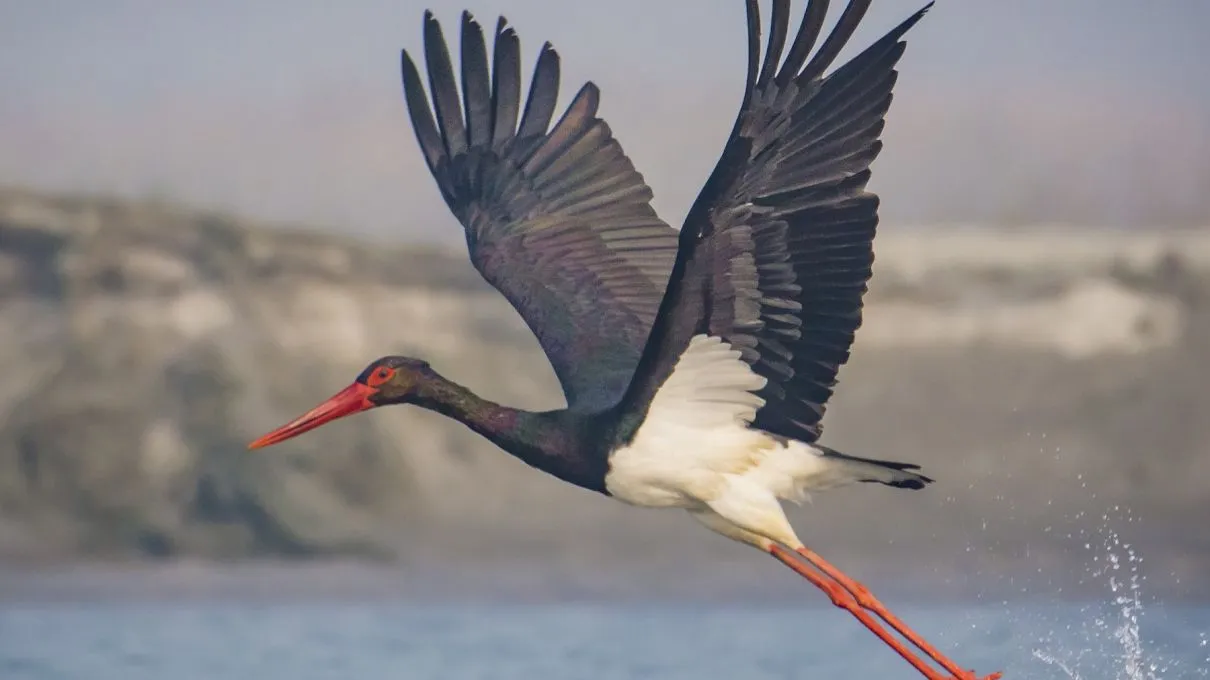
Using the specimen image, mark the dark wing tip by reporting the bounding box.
[775,0,829,86]
[756,0,789,90]
[897,1,936,38]
[791,0,933,85]
[460,9,493,148]
[580,80,600,103]
[537,41,561,77]
[462,9,485,35]
[400,47,446,176]
[738,0,761,108]
[460,10,484,45]
[490,17,523,145]
[516,41,562,139]
[545,43,561,75]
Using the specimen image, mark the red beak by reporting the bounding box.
[247,382,377,450]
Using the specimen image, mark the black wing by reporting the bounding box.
[401,12,679,411]
[621,0,932,441]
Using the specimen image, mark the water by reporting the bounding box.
[3,509,1208,679]
[0,598,1205,679]
[1023,508,1209,679]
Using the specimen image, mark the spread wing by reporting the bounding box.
[621,0,932,441]
[401,12,678,411]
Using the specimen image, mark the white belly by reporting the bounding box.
[605,422,830,509]
[604,334,831,510]
[603,433,716,508]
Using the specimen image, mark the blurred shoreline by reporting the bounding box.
[3,559,1201,605]
[1,187,1208,602]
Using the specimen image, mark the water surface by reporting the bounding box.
[2,597,1206,679]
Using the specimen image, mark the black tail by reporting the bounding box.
[817,445,934,490]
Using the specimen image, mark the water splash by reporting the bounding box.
[1028,506,1195,679]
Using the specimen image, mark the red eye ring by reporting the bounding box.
[366,366,395,387]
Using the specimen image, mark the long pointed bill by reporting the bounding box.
[247,382,377,450]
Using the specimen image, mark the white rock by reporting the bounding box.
[141,418,193,487]
[169,289,235,341]
[120,248,196,287]
[860,279,1183,357]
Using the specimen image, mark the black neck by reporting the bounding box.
[410,373,606,492]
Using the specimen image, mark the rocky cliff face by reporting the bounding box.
[2,187,1207,596]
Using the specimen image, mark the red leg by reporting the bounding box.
[794,546,1002,680]
[767,544,956,680]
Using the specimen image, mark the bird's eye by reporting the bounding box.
[366,366,395,387]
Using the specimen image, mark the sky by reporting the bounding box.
[1,1,1208,244]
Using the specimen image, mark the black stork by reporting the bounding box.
[250,2,1001,679]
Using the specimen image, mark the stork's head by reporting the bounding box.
[247,356,432,449]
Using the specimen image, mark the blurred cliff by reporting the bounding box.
[1,187,1208,597]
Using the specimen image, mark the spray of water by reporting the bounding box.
[1028,506,1199,680]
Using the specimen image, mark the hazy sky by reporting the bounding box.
[2,1,1208,243]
